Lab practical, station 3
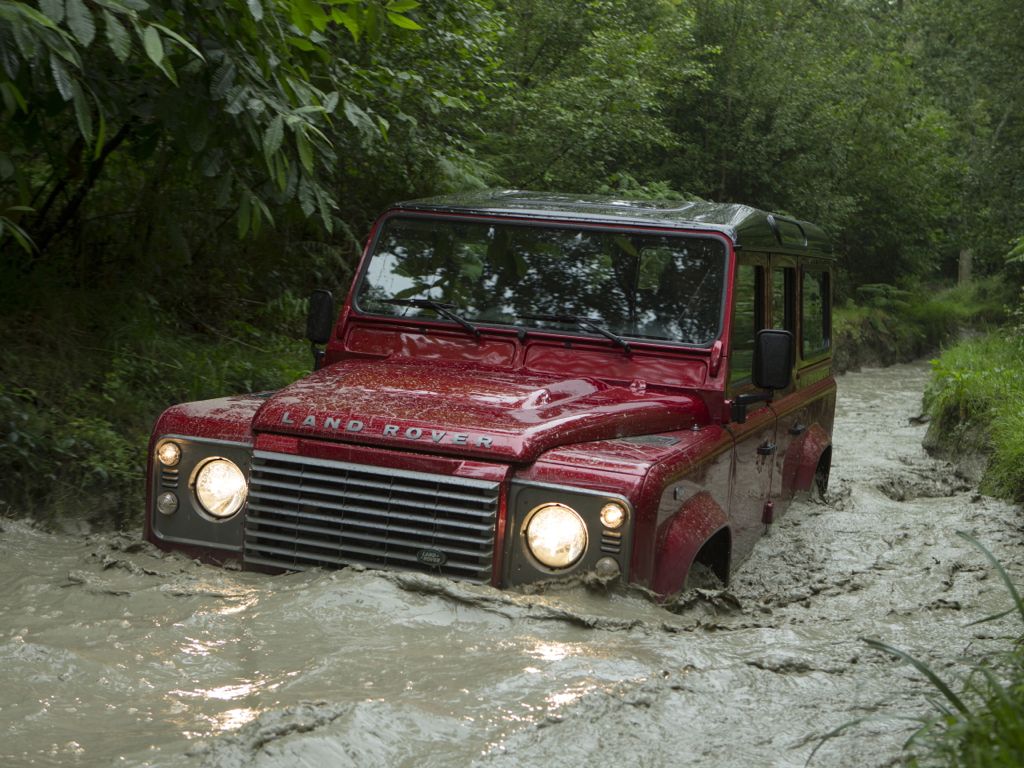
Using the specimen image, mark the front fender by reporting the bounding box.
[651,490,730,596]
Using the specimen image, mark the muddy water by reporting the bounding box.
[2,362,1022,768]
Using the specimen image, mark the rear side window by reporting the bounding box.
[729,263,765,386]
[771,266,795,332]
[801,269,830,358]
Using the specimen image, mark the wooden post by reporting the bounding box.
[958,248,973,284]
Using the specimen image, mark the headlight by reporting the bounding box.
[194,458,247,519]
[524,503,587,569]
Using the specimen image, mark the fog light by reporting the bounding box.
[594,556,621,580]
[600,502,627,529]
[524,503,587,569]
[157,441,181,467]
[194,458,247,519]
[156,491,178,516]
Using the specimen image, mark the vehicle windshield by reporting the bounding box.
[355,216,727,347]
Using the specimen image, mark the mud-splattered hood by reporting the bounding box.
[253,358,701,462]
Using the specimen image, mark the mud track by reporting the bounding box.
[1,362,1021,767]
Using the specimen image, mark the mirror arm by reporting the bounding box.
[311,343,326,371]
[730,388,775,424]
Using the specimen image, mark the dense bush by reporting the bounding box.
[923,288,1024,502]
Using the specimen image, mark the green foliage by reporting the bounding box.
[0,289,307,522]
[0,0,494,259]
[924,303,1024,501]
[479,0,708,192]
[832,279,1010,372]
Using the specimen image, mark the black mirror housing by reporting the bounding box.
[306,289,335,345]
[752,329,794,391]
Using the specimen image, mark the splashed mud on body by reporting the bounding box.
[0,362,1020,767]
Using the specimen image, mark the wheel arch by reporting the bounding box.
[651,490,731,597]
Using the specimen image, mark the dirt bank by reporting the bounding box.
[1,362,1021,767]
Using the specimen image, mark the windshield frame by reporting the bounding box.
[350,211,732,351]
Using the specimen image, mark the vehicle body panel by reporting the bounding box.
[145,191,836,597]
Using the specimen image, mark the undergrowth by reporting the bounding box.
[833,277,1011,372]
[923,287,1024,502]
[0,289,308,525]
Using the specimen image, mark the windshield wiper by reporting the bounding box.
[518,312,631,354]
[381,298,481,340]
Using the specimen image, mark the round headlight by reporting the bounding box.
[524,503,587,569]
[194,459,247,519]
[600,502,627,529]
[157,441,181,467]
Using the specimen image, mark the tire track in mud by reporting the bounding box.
[1,362,1021,768]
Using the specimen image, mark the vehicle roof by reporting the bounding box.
[392,189,833,257]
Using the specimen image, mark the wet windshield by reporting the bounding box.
[356,217,727,347]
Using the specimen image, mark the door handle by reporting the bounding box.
[789,423,807,436]
[757,442,777,456]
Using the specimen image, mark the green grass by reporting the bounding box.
[924,305,1024,502]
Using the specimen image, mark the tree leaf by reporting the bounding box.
[343,99,377,137]
[93,111,106,160]
[142,25,164,69]
[330,8,360,42]
[65,0,96,47]
[263,114,284,158]
[71,81,93,142]
[315,186,333,233]
[386,12,423,31]
[103,11,131,62]
[151,23,205,61]
[323,91,339,114]
[295,128,314,172]
[1,81,27,112]
[210,60,236,99]
[285,36,316,52]
[386,0,420,12]
[251,193,262,234]
[50,55,74,101]
[39,0,65,24]
[298,177,315,216]
[246,0,263,21]
[237,193,251,238]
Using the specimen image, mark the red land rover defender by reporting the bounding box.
[146,191,835,596]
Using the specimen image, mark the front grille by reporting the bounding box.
[244,451,500,582]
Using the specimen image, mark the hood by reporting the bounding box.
[253,359,702,463]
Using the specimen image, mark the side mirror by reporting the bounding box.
[752,329,793,390]
[306,289,335,370]
[306,289,335,345]
[731,329,794,424]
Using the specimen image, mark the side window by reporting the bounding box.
[801,269,831,358]
[729,262,765,386]
[771,266,796,332]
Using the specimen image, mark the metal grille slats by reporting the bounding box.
[244,451,499,582]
